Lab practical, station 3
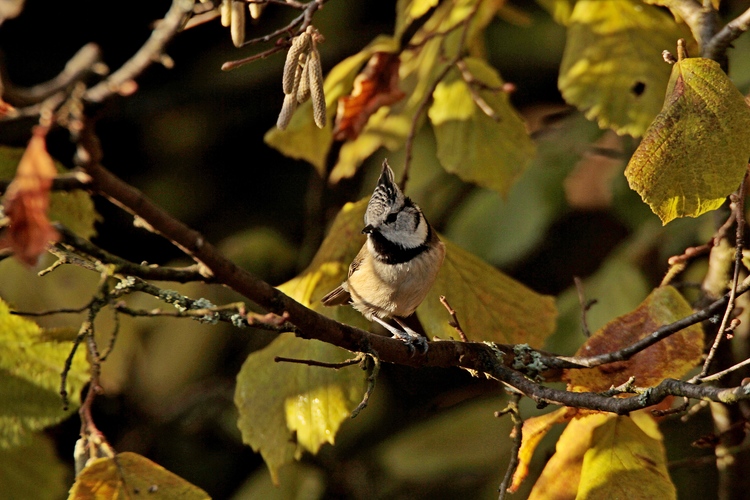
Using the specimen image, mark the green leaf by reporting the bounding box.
[68,452,210,499]
[0,298,88,449]
[625,57,750,224]
[235,201,370,482]
[235,334,366,484]
[0,434,68,500]
[444,112,603,267]
[264,36,399,176]
[328,0,505,183]
[547,257,650,355]
[375,397,514,482]
[0,146,100,239]
[232,462,326,500]
[418,240,557,347]
[395,0,440,40]
[559,0,686,136]
[577,413,676,499]
[428,57,536,195]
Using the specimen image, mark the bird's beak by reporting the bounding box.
[362,224,375,234]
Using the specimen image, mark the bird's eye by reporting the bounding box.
[385,212,398,223]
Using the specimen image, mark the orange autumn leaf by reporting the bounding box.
[0,127,60,265]
[565,286,703,393]
[332,52,405,141]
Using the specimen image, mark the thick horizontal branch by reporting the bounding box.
[72,126,750,415]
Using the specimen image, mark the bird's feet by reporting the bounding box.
[372,316,429,354]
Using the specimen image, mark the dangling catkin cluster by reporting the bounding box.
[277,26,326,130]
[219,0,266,48]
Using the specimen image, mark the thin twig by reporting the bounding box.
[351,352,380,418]
[273,355,361,368]
[439,295,468,342]
[497,393,523,500]
[573,277,596,337]
[699,171,749,378]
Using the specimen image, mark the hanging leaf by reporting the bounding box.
[429,57,536,195]
[0,298,88,449]
[418,239,557,347]
[333,52,406,141]
[68,452,209,499]
[577,412,676,499]
[625,57,750,224]
[559,0,686,137]
[0,128,60,265]
[0,145,99,240]
[234,201,369,483]
[565,285,703,393]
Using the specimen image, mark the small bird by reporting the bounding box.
[321,159,445,351]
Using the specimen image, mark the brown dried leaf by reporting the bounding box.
[332,52,405,141]
[565,286,703,393]
[0,127,60,265]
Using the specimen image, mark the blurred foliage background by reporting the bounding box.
[3,0,750,498]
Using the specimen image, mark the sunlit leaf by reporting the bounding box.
[510,407,573,493]
[565,286,703,393]
[559,0,686,136]
[264,36,399,176]
[235,201,369,482]
[333,52,406,142]
[395,0,440,39]
[418,239,557,347]
[0,298,88,449]
[536,0,573,25]
[577,412,676,499]
[528,412,611,499]
[0,434,68,500]
[235,334,366,483]
[429,57,535,195]
[624,57,750,224]
[68,452,209,499]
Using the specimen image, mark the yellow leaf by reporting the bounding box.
[536,0,573,25]
[528,412,612,500]
[510,407,573,492]
[418,240,557,347]
[559,0,686,136]
[0,298,89,449]
[234,201,370,482]
[428,58,535,195]
[68,452,209,499]
[395,0,440,39]
[625,57,750,224]
[264,36,399,176]
[577,413,676,499]
[565,286,703,393]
